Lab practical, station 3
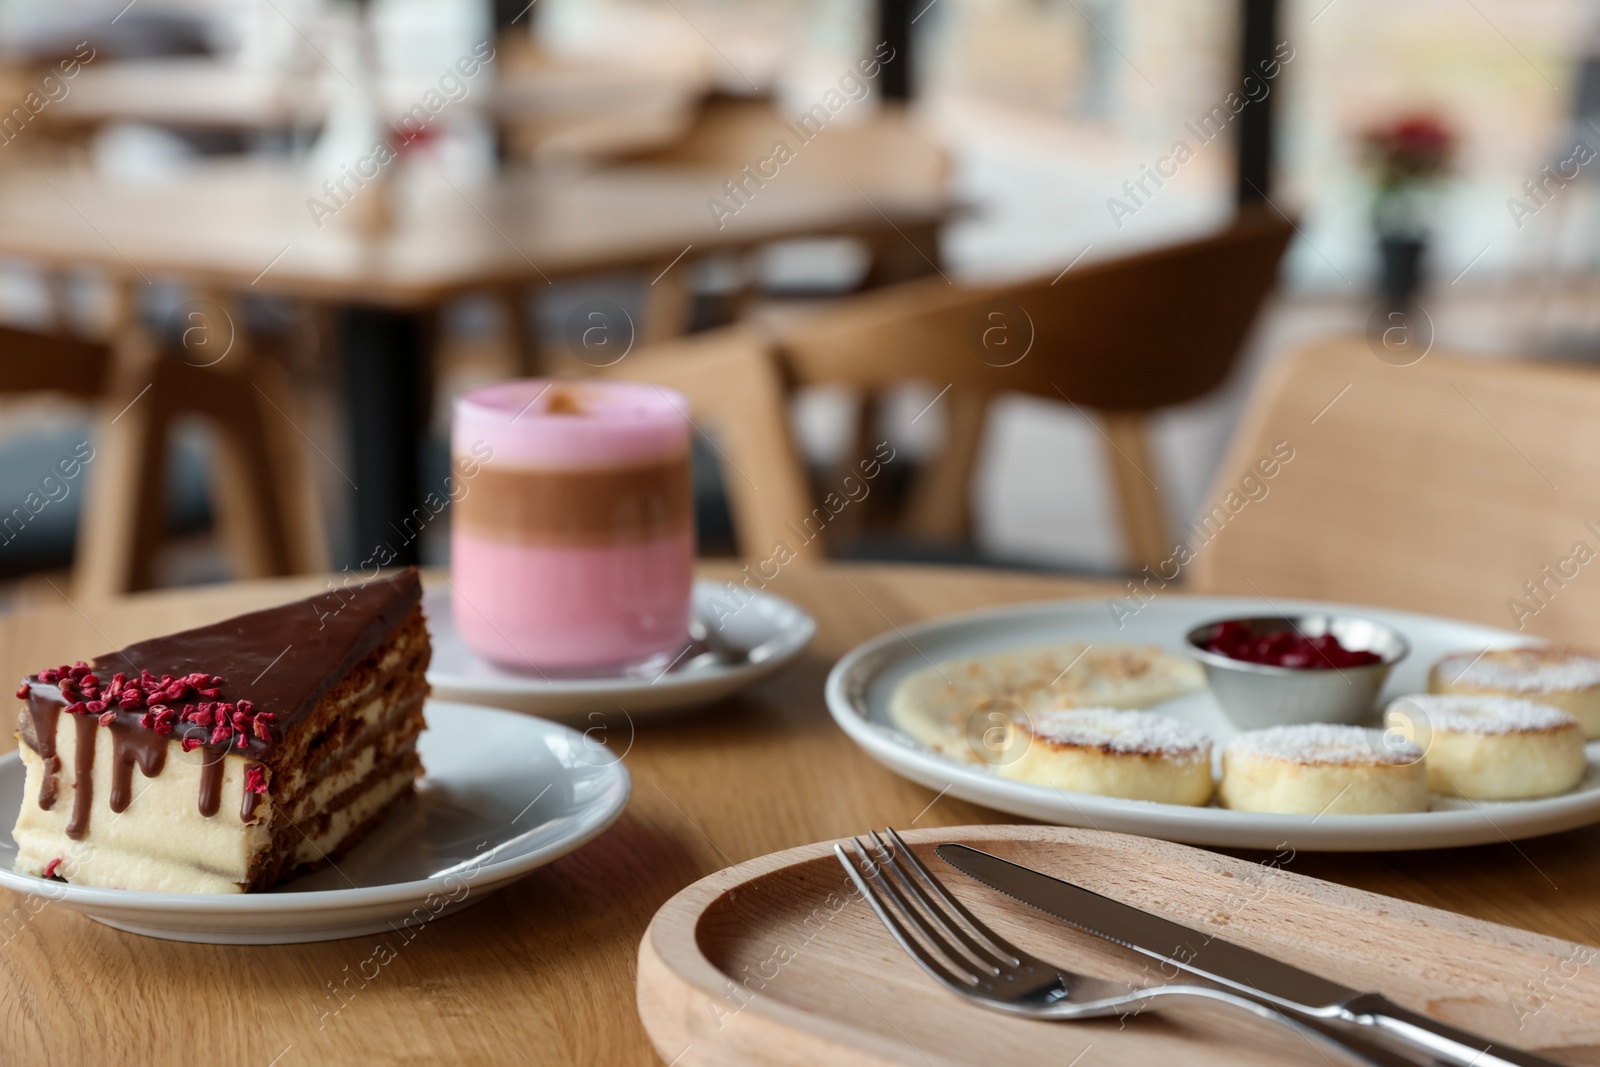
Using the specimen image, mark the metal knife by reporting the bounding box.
[937,843,1567,1067]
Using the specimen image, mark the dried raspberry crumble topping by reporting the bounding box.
[16,665,277,751]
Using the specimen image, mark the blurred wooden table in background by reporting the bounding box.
[0,160,947,306]
[0,160,952,576]
[47,57,322,134]
[46,53,707,152]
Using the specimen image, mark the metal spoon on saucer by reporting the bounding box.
[688,611,749,666]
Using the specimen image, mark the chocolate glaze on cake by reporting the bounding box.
[17,568,422,839]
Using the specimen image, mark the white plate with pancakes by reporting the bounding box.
[424,582,815,720]
[0,702,631,943]
[825,596,1600,850]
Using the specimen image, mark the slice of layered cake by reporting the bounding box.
[12,568,429,893]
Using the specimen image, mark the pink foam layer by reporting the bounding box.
[451,530,692,670]
[454,379,690,468]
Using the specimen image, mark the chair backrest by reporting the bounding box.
[772,206,1294,408]
[1191,337,1600,643]
[623,95,948,200]
[770,209,1293,562]
[603,326,821,563]
[612,212,1294,566]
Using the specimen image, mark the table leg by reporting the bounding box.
[340,306,430,568]
[1237,0,1280,205]
[861,220,943,288]
[500,285,543,376]
[639,254,697,344]
[876,0,912,100]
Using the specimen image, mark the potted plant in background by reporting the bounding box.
[1361,112,1457,308]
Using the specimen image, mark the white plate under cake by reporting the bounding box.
[0,701,631,943]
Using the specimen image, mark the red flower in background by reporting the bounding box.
[1362,112,1456,190]
[390,122,440,155]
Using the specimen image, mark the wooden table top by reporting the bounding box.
[49,58,323,132]
[0,160,949,306]
[2,563,1596,1065]
[48,55,707,130]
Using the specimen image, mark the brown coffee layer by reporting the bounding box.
[455,454,692,547]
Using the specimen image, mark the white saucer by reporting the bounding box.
[424,580,815,720]
[826,595,1600,852]
[0,701,631,943]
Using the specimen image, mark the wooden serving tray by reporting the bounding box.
[637,826,1600,1066]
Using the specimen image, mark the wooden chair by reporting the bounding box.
[0,288,328,597]
[1189,336,1600,640]
[601,326,820,563]
[0,326,109,398]
[623,95,948,207]
[493,34,708,168]
[616,95,952,341]
[778,208,1292,564]
[496,95,952,369]
[613,209,1293,567]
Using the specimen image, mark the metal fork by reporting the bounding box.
[835,829,1419,1067]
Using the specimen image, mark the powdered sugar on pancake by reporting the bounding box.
[1438,647,1600,693]
[1226,724,1420,765]
[1389,694,1578,735]
[1025,708,1210,762]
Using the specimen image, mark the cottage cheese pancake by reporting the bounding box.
[1220,724,1428,815]
[1430,647,1600,739]
[888,642,1204,761]
[997,708,1214,805]
[1386,694,1587,800]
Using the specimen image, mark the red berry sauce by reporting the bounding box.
[1204,621,1382,669]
